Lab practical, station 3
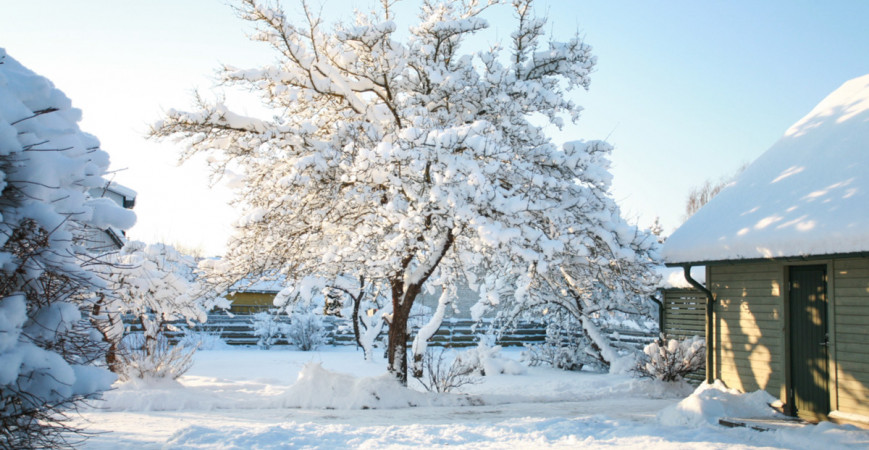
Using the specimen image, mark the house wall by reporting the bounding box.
[227,292,278,313]
[710,262,787,400]
[708,256,869,421]
[831,258,869,418]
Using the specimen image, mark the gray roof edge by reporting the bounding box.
[664,251,869,268]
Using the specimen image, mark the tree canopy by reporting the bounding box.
[153,0,659,382]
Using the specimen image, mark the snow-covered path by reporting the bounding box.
[73,347,869,449]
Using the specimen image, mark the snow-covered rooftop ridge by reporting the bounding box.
[663,74,869,264]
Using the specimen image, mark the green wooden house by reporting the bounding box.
[663,74,869,425]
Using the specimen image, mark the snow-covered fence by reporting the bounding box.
[125,313,656,349]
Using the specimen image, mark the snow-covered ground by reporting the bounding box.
[74,346,869,449]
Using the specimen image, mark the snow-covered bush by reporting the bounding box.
[116,334,196,382]
[521,318,606,372]
[251,310,288,349]
[178,326,228,351]
[637,334,705,382]
[92,241,229,380]
[270,274,390,358]
[0,49,136,447]
[286,312,325,351]
[415,347,481,393]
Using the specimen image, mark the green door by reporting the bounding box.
[788,265,830,419]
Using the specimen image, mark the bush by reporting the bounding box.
[637,334,705,382]
[251,310,288,349]
[415,347,481,393]
[286,313,325,351]
[521,321,606,372]
[116,334,197,382]
[178,326,228,351]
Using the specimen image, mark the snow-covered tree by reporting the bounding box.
[0,49,136,447]
[92,241,229,380]
[152,0,656,383]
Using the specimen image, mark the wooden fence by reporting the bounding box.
[128,313,656,351]
[659,288,706,382]
[661,288,705,339]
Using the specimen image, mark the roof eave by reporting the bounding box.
[664,250,869,268]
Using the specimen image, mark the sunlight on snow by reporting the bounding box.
[754,215,782,230]
[770,165,805,184]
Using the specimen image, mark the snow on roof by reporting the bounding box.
[105,182,137,199]
[231,276,285,293]
[664,74,869,264]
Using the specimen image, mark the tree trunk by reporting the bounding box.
[386,278,424,385]
[386,290,410,385]
[385,230,455,384]
[352,292,363,350]
[411,290,450,378]
[91,295,120,373]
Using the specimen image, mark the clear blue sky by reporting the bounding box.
[3,0,869,255]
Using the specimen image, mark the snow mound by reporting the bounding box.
[456,344,527,376]
[282,362,478,409]
[657,380,784,427]
[98,377,221,412]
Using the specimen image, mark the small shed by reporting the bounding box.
[663,74,869,424]
[86,182,137,252]
[226,277,285,314]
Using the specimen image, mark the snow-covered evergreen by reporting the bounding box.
[0,49,135,447]
[152,0,658,383]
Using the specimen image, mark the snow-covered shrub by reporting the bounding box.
[286,312,325,351]
[0,50,135,447]
[251,310,288,349]
[521,319,606,372]
[116,334,196,382]
[415,347,480,393]
[637,334,705,382]
[93,241,230,380]
[178,326,228,351]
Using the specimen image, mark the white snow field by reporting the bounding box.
[72,347,869,449]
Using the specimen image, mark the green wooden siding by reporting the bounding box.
[703,256,869,423]
[832,258,869,417]
[710,262,786,398]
